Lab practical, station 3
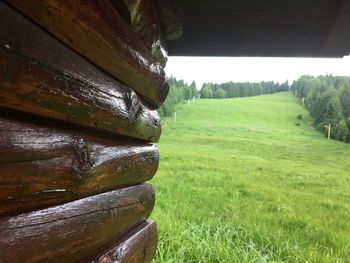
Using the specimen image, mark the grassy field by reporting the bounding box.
[151,92,350,263]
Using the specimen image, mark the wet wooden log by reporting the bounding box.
[0,116,159,216]
[0,1,161,141]
[4,0,169,108]
[89,221,157,263]
[0,48,161,142]
[122,0,160,49]
[121,0,168,67]
[0,184,155,263]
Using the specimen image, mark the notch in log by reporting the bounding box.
[0,116,159,216]
[3,0,169,108]
[0,184,155,263]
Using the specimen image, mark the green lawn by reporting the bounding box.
[151,92,350,263]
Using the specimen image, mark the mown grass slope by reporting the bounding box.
[151,92,350,263]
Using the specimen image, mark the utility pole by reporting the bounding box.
[302,97,305,107]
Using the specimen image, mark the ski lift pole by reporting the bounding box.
[324,124,331,140]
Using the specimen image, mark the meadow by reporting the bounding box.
[151,92,350,263]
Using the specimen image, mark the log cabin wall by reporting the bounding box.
[0,1,182,262]
[2,1,349,262]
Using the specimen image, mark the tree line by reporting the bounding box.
[200,81,289,99]
[291,75,350,142]
[158,78,290,117]
[157,77,198,117]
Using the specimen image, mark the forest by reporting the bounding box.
[291,75,350,142]
[158,77,289,117]
[200,81,289,99]
[160,75,350,144]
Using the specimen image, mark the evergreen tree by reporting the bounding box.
[335,119,349,142]
[339,85,350,119]
[291,75,350,143]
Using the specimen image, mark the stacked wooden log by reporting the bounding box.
[0,1,183,262]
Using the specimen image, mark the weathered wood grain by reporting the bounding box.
[123,0,159,49]
[110,0,131,24]
[0,1,137,100]
[0,1,162,141]
[122,0,168,67]
[0,184,155,263]
[0,116,159,216]
[4,0,169,108]
[89,221,157,263]
[0,47,161,142]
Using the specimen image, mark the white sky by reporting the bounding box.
[165,56,350,89]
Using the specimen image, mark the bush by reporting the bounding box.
[297,114,303,120]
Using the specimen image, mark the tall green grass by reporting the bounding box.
[151,92,350,262]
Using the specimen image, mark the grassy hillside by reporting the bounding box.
[151,92,350,263]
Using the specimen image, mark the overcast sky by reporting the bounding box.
[165,56,350,89]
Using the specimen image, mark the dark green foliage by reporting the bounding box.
[297,114,303,120]
[200,80,289,99]
[335,119,348,142]
[291,75,350,143]
[339,85,350,118]
[158,77,199,117]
